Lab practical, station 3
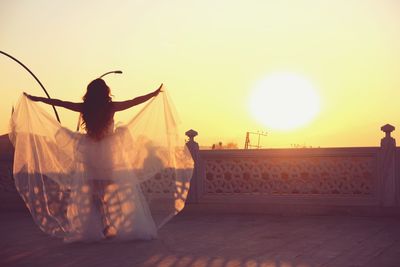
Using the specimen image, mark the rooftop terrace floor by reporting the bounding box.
[1,209,400,267]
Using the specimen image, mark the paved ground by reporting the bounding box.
[1,209,400,267]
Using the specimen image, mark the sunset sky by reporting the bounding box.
[1,0,400,148]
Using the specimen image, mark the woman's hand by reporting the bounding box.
[23,92,39,101]
[152,83,163,97]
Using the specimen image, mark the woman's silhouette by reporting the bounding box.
[13,79,184,240]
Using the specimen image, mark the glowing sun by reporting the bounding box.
[249,72,320,131]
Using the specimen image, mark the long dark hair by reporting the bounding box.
[81,79,113,140]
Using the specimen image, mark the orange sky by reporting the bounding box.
[1,1,400,148]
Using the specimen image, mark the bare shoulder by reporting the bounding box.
[111,100,133,112]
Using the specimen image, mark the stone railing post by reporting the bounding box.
[185,129,200,203]
[379,124,398,206]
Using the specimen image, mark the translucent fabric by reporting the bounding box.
[9,92,193,242]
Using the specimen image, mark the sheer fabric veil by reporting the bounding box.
[9,91,193,242]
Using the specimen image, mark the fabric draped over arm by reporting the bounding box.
[10,91,193,242]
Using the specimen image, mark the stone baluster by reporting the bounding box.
[185,129,200,203]
[185,129,199,159]
[379,124,398,206]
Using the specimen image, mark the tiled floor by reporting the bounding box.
[1,210,400,267]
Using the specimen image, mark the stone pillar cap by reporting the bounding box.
[185,129,198,138]
[381,124,395,133]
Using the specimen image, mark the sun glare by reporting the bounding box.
[249,72,320,131]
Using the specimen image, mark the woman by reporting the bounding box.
[12,79,192,242]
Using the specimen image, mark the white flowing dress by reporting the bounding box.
[9,92,193,242]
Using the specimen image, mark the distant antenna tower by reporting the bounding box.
[244,131,267,149]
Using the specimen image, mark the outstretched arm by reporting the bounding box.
[112,83,163,112]
[24,92,83,112]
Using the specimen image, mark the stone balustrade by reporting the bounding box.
[1,125,399,214]
[185,125,400,214]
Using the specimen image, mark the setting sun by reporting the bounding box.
[249,72,320,131]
